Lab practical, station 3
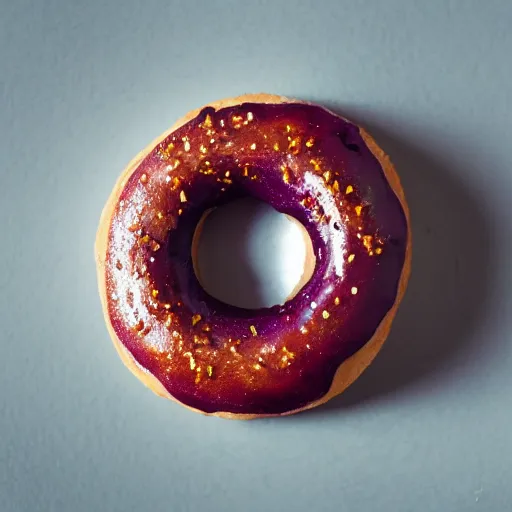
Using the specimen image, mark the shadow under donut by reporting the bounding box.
[300,106,494,415]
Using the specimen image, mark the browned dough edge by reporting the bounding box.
[95,93,412,419]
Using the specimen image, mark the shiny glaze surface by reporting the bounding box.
[105,102,408,414]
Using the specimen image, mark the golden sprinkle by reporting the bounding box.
[164,303,171,309]
[159,142,175,159]
[281,164,290,184]
[223,178,232,184]
[288,137,301,154]
[170,176,181,189]
[232,115,243,128]
[193,334,209,346]
[242,166,249,177]
[156,211,164,220]
[151,289,159,298]
[323,170,331,183]
[206,365,214,377]
[250,325,258,336]
[273,142,280,151]
[310,159,322,171]
[250,143,256,150]
[305,137,315,148]
[203,114,213,128]
[178,208,183,215]
[334,297,340,306]
[200,144,207,154]
[184,353,196,370]
[253,363,262,371]
[164,314,173,328]
[247,112,254,121]
[195,369,201,384]
[375,247,383,255]
[300,196,314,208]
[362,235,373,252]
[322,310,330,319]
[180,190,187,202]
[191,314,202,326]
[151,241,160,252]
[306,344,311,349]
[139,173,148,184]
[345,185,354,195]
[210,138,215,144]
[230,345,237,353]
[300,326,309,334]
[225,170,230,177]
[351,287,358,295]
[332,180,340,192]
[184,140,191,152]
[286,124,291,132]
[355,205,363,216]
[280,346,295,368]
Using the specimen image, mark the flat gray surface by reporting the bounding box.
[1,1,511,511]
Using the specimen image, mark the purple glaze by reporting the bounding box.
[105,102,408,414]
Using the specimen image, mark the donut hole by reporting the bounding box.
[191,197,316,310]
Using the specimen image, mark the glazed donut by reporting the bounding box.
[96,93,411,418]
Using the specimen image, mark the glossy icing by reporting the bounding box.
[105,102,408,414]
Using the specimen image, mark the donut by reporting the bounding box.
[95,93,411,418]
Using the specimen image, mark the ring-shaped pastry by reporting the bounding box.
[95,93,411,418]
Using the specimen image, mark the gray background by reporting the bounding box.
[1,1,511,511]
